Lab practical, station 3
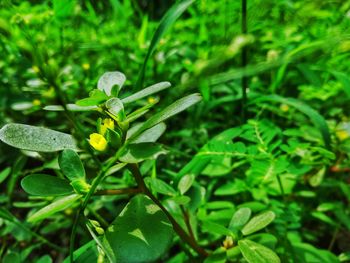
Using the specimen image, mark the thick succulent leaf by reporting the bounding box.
[58,149,86,181]
[104,194,173,262]
[128,93,201,141]
[119,143,167,163]
[21,174,73,196]
[106,98,124,116]
[43,104,98,111]
[229,207,252,231]
[238,239,280,263]
[98,71,126,96]
[28,194,81,223]
[122,82,171,104]
[241,211,276,236]
[0,123,78,152]
[128,123,166,143]
[178,174,195,195]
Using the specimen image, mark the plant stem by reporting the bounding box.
[127,164,208,257]
[69,148,125,262]
[241,0,248,122]
[180,206,196,241]
[94,188,141,196]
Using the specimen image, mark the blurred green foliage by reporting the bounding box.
[1,0,350,262]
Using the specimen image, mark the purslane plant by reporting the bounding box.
[0,72,280,262]
[0,71,206,262]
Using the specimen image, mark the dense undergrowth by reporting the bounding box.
[1,0,350,262]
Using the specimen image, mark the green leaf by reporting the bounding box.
[43,104,97,111]
[201,220,233,236]
[119,143,168,163]
[63,241,98,263]
[28,194,81,223]
[76,89,108,106]
[252,95,331,149]
[98,71,126,96]
[36,255,53,263]
[332,71,350,98]
[129,93,201,141]
[204,247,227,263]
[136,0,194,89]
[146,177,177,196]
[104,194,173,262]
[2,252,21,263]
[21,174,73,196]
[238,239,281,263]
[106,98,124,120]
[178,174,195,195]
[0,208,15,222]
[229,207,252,231]
[59,149,86,181]
[0,123,78,152]
[292,242,339,263]
[122,82,171,104]
[0,167,11,184]
[241,211,276,236]
[128,123,166,143]
[246,233,278,249]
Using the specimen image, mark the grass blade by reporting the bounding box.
[135,0,194,90]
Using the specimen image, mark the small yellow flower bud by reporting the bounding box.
[280,104,289,112]
[82,63,90,70]
[147,97,157,104]
[336,130,349,141]
[100,118,115,136]
[89,133,108,151]
[32,99,41,106]
[32,66,40,73]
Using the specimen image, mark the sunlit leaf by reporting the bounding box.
[0,123,78,152]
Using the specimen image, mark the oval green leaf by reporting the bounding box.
[122,82,171,104]
[98,71,126,96]
[104,194,173,262]
[119,143,168,163]
[229,207,252,231]
[28,194,81,223]
[238,239,281,263]
[241,211,276,236]
[58,149,85,181]
[0,123,78,152]
[21,174,73,196]
[129,93,202,141]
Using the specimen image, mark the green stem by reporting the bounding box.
[127,164,208,257]
[69,149,125,262]
[94,187,141,196]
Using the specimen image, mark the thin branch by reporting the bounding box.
[94,188,141,196]
[180,206,196,242]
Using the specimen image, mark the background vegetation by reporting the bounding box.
[1,0,350,262]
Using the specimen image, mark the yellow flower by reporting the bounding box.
[147,97,157,104]
[89,133,108,151]
[82,63,90,70]
[100,118,115,136]
[32,66,40,73]
[336,130,349,141]
[32,99,41,106]
[280,104,289,112]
